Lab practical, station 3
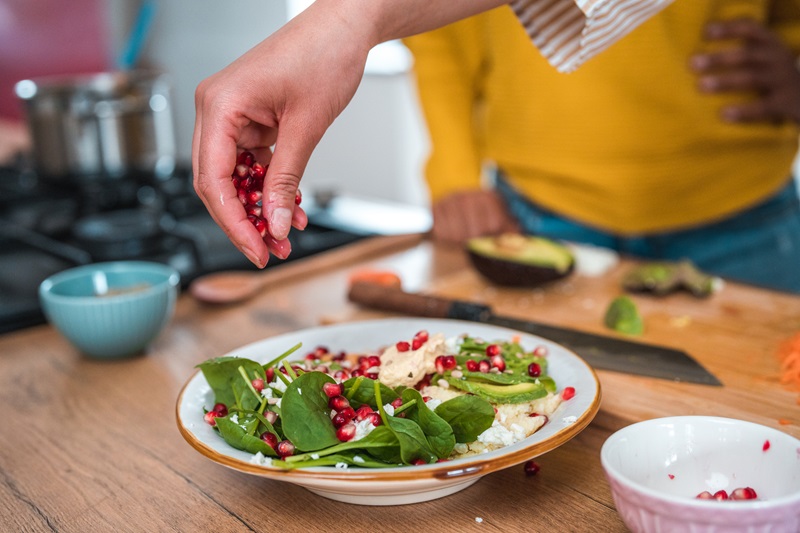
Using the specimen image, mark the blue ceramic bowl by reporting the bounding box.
[39,261,180,359]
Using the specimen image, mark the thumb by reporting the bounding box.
[263,120,320,240]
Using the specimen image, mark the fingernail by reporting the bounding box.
[269,207,293,240]
[242,246,264,268]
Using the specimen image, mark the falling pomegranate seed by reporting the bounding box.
[396,341,411,352]
[668,474,675,480]
[527,362,542,377]
[713,490,729,501]
[486,344,501,357]
[322,382,343,398]
[328,395,350,411]
[524,460,541,476]
[465,359,479,372]
[336,422,356,441]
[762,440,771,452]
[276,440,295,458]
[731,487,758,500]
[561,386,576,400]
[260,432,278,449]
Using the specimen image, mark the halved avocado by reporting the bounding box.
[466,234,575,287]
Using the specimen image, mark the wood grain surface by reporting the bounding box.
[1,236,798,532]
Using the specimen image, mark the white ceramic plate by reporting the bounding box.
[176,318,601,505]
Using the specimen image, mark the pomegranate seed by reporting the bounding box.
[396,341,411,352]
[264,411,278,425]
[486,344,501,356]
[413,330,429,343]
[435,356,446,375]
[731,487,758,500]
[245,189,262,204]
[561,386,576,400]
[763,440,770,452]
[260,432,278,449]
[532,345,548,357]
[251,378,264,393]
[366,355,381,368]
[234,163,250,178]
[332,351,346,361]
[238,188,249,205]
[668,474,675,480]
[204,411,219,426]
[411,459,427,466]
[442,355,457,370]
[696,491,714,500]
[322,382,343,398]
[527,362,542,377]
[336,422,356,441]
[314,346,329,358]
[305,352,318,361]
[276,440,295,458]
[237,151,255,166]
[366,412,382,426]
[350,368,365,378]
[529,413,549,425]
[391,398,404,409]
[328,395,350,411]
[295,189,302,205]
[524,460,541,476]
[244,204,262,217]
[478,359,491,373]
[251,162,266,179]
[338,407,356,421]
[414,374,432,390]
[333,369,350,382]
[713,490,729,501]
[355,405,373,421]
[490,354,506,372]
[422,396,431,403]
[247,215,267,237]
[265,367,275,383]
[411,338,424,350]
[465,359,479,372]
[332,412,350,428]
[212,403,228,414]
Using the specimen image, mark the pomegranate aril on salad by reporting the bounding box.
[197,332,566,469]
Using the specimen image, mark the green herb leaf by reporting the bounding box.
[434,395,495,443]
[215,413,276,456]
[343,376,400,408]
[400,388,455,459]
[198,356,266,411]
[280,371,340,452]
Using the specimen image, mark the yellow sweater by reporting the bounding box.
[404,1,800,234]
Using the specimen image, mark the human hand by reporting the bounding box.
[431,190,520,244]
[192,4,372,267]
[690,19,800,124]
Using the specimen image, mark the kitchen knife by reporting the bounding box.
[347,281,722,386]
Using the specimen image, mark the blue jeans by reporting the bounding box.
[496,177,800,294]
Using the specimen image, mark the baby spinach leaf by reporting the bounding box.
[400,388,455,459]
[284,452,399,469]
[215,413,276,456]
[343,376,399,408]
[374,381,436,465]
[434,395,494,443]
[280,371,339,452]
[285,425,400,464]
[198,356,265,411]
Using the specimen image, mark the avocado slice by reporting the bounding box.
[466,233,575,287]
[444,377,550,404]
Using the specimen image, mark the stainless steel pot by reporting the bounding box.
[15,70,176,181]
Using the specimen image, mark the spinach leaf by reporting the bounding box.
[374,381,436,465]
[280,371,339,452]
[343,376,399,408]
[198,356,265,411]
[285,425,400,464]
[434,395,495,443]
[400,388,455,459]
[215,413,276,456]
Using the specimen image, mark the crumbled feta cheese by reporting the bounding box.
[354,418,377,441]
[562,415,577,425]
[261,387,274,399]
[335,462,349,469]
[477,421,520,447]
[436,378,450,389]
[297,388,302,396]
[250,452,273,467]
[270,379,287,393]
[383,404,395,416]
[353,455,365,464]
[425,398,442,411]
[444,336,460,353]
[230,414,239,424]
[310,453,320,460]
[453,443,468,455]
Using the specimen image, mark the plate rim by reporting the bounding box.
[175,317,602,483]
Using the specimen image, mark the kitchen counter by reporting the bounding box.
[2,235,798,532]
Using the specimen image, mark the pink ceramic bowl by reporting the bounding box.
[601,416,800,533]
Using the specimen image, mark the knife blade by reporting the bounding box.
[347,281,722,386]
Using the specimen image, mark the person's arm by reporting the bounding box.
[193,0,675,267]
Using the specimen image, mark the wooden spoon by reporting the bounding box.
[189,271,268,304]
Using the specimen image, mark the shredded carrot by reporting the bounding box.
[778,333,800,391]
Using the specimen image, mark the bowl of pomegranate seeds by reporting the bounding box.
[39,261,179,358]
[176,318,601,505]
[601,416,800,533]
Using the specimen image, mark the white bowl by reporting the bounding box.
[176,318,601,505]
[601,416,800,533]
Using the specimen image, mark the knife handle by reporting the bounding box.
[347,281,492,321]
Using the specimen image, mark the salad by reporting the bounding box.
[197,329,574,469]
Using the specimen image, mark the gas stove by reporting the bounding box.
[0,161,367,334]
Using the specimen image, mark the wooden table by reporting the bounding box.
[2,235,798,532]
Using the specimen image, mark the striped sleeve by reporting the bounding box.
[509,0,675,72]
